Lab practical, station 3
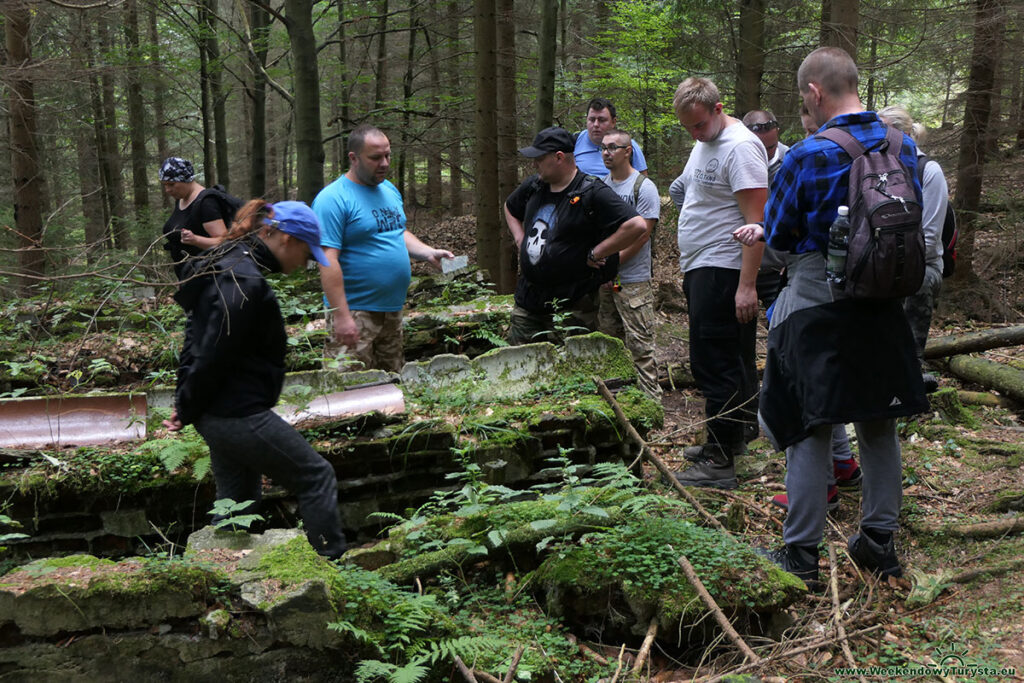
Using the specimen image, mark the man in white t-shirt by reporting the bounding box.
[672,77,768,489]
[574,98,648,176]
[597,129,661,400]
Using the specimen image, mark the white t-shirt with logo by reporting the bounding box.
[676,122,768,273]
[601,170,660,283]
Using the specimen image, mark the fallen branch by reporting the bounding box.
[609,644,627,683]
[924,325,1024,360]
[675,551,761,664]
[594,377,731,538]
[828,544,863,681]
[631,617,659,675]
[947,354,1024,403]
[564,633,609,666]
[472,671,501,683]
[454,656,479,683]
[501,646,526,683]
[922,516,1024,538]
[956,389,1019,408]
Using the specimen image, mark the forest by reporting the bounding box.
[2,1,1024,681]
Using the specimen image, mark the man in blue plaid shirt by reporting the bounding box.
[733,47,928,588]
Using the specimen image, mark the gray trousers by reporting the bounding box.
[196,410,347,558]
[783,419,901,547]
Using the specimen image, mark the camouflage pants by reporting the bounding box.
[506,291,599,346]
[597,281,662,400]
[324,309,404,373]
[903,263,942,362]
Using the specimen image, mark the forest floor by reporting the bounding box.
[404,152,1024,679]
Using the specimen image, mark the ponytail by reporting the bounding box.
[225,199,272,240]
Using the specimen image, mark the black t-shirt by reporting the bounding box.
[506,171,638,313]
[162,194,226,266]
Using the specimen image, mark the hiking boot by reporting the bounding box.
[674,445,738,489]
[683,441,746,462]
[772,485,839,512]
[834,457,862,488]
[755,544,821,589]
[922,373,939,393]
[743,420,759,444]
[848,527,903,579]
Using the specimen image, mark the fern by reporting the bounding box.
[414,635,509,666]
[192,455,212,481]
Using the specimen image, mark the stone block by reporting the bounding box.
[471,343,558,399]
[101,508,150,537]
[400,353,474,390]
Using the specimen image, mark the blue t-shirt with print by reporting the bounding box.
[313,176,410,312]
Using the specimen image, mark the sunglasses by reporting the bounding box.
[599,143,630,152]
[746,121,779,133]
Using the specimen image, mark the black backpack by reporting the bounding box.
[196,184,244,228]
[916,155,958,278]
[817,126,925,299]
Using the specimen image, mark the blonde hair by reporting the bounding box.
[877,105,928,145]
[225,199,272,240]
[673,77,720,118]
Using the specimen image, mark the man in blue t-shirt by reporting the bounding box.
[573,98,648,176]
[314,124,453,372]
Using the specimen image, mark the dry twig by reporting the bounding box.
[454,655,479,682]
[632,617,660,675]
[828,544,864,681]
[502,646,526,683]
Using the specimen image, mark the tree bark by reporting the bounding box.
[4,1,46,292]
[71,14,108,262]
[97,14,128,250]
[425,1,443,208]
[495,0,517,293]
[474,0,501,282]
[147,3,169,209]
[202,0,229,190]
[948,354,1024,403]
[374,0,388,111]
[924,325,1024,359]
[821,0,858,60]
[735,0,766,115]
[335,0,351,176]
[397,15,418,199]
[248,1,270,197]
[284,0,325,203]
[447,3,463,214]
[952,0,1004,283]
[198,0,215,186]
[124,0,151,232]
[535,0,557,131]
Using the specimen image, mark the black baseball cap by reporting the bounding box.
[518,127,575,158]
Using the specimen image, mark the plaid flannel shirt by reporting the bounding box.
[764,111,922,255]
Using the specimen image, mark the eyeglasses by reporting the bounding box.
[746,121,779,133]
[599,143,629,152]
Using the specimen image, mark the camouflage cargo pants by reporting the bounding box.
[324,309,404,373]
[597,281,662,400]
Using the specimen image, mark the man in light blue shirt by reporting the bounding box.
[314,124,452,372]
[574,98,647,176]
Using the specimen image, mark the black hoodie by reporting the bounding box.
[173,237,288,426]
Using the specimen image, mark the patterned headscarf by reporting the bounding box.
[159,157,195,182]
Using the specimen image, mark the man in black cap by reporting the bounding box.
[503,127,647,344]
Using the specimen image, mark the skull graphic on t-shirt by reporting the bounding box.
[525,204,556,265]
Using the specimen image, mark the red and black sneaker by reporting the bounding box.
[772,485,839,512]
[834,456,862,488]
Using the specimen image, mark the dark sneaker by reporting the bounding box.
[848,528,903,578]
[756,544,821,589]
[743,421,759,444]
[683,442,746,462]
[674,445,738,489]
[772,485,839,512]
[922,373,939,393]
[834,457,862,488]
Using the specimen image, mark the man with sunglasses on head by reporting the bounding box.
[596,129,662,400]
[670,77,768,490]
[742,109,788,308]
[574,98,648,176]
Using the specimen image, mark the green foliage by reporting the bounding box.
[0,513,29,544]
[208,499,264,531]
[136,429,210,481]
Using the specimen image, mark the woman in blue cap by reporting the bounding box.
[163,199,347,558]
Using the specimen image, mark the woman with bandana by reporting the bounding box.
[158,157,230,279]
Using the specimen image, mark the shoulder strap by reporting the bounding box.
[631,173,646,206]
[815,126,866,158]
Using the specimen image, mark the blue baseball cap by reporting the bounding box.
[265,201,330,267]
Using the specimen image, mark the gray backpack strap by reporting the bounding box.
[631,172,645,206]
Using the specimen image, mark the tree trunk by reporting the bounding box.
[97,15,129,250]
[735,0,765,115]
[249,1,270,197]
[205,0,230,191]
[924,325,1024,359]
[535,0,557,131]
[495,0,518,292]
[952,0,1004,283]
[147,3,169,209]
[821,0,858,60]
[425,2,442,208]
[284,0,325,203]
[948,354,1024,404]
[71,13,108,262]
[864,34,877,111]
[374,0,388,111]
[397,16,418,198]
[4,2,46,292]
[447,3,463,214]
[474,0,501,282]
[124,0,151,233]
[199,0,215,186]
[334,0,351,176]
